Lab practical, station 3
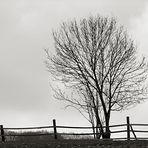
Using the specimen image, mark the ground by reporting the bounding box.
[1,139,148,148]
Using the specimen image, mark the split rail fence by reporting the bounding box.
[1,116,148,142]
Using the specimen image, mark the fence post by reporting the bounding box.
[53,119,57,140]
[126,116,130,140]
[0,125,5,142]
[130,124,137,140]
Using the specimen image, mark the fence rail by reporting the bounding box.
[1,116,148,142]
[3,126,53,130]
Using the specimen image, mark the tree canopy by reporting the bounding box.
[45,16,148,139]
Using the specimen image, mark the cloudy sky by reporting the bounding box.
[0,0,148,129]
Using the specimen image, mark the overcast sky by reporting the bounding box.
[0,0,148,129]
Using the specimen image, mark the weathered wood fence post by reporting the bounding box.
[126,116,130,140]
[0,125,5,142]
[53,119,57,140]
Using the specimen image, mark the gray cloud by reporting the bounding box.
[0,0,148,127]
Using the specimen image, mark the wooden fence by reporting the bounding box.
[1,116,148,142]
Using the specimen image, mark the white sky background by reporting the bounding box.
[0,0,148,129]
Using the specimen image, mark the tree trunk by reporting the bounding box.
[102,115,111,139]
[95,112,104,139]
[92,125,96,139]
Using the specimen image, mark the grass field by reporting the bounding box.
[1,140,148,148]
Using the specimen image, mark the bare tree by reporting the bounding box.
[45,16,148,139]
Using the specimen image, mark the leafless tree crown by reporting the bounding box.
[45,16,148,138]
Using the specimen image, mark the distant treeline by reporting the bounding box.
[2,130,92,142]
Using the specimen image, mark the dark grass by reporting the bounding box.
[1,140,148,148]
